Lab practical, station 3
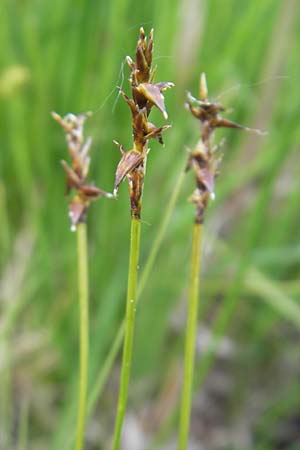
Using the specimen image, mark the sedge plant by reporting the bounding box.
[178,73,262,450]
[52,112,112,450]
[111,27,174,450]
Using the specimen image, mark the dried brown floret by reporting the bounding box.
[113,142,145,193]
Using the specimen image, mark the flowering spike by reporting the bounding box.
[113,28,174,217]
[186,74,265,223]
[53,111,112,228]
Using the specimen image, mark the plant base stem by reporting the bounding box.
[178,222,203,450]
[75,222,89,450]
[112,216,141,450]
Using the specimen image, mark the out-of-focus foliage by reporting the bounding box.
[0,0,299,449]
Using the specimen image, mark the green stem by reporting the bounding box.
[112,216,141,450]
[178,222,203,450]
[75,222,89,450]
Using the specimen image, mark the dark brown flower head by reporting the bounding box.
[52,111,113,230]
[113,28,174,218]
[186,73,264,224]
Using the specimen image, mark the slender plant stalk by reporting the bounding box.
[48,109,112,450]
[112,217,141,450]
[178,222,203,450]
[176,73,256,450]
[75,222,89,450]
[111,27,173,449]
[52,111,112,450]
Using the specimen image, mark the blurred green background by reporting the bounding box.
[1,0,300,449]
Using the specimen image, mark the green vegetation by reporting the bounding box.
[0,0,299,449]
